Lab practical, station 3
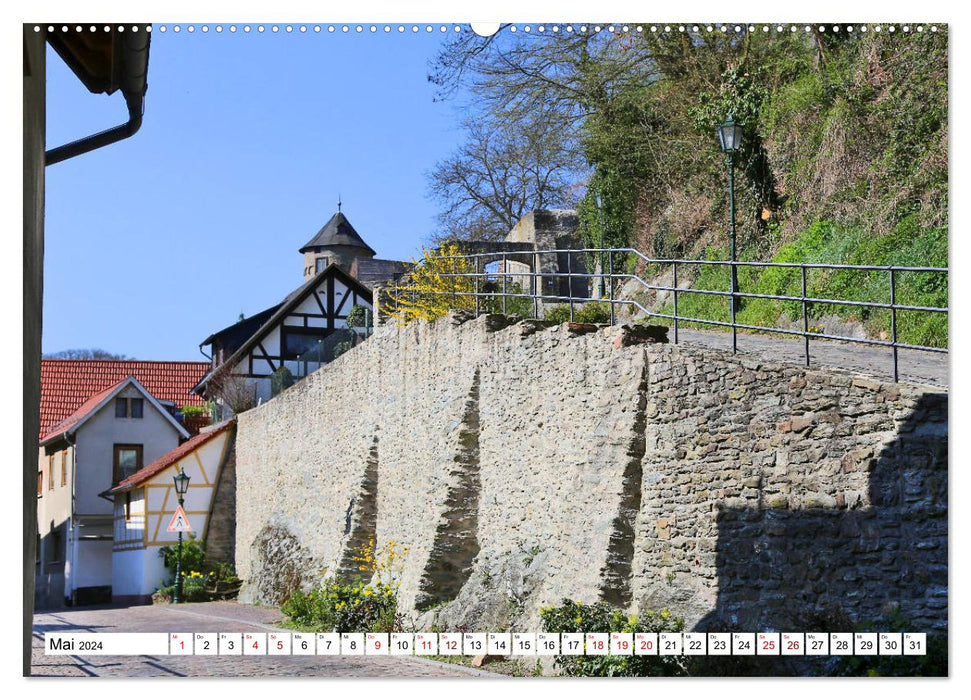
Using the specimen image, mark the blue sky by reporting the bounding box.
[43,27,468,360]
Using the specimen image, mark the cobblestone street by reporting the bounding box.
[31,602,500,678]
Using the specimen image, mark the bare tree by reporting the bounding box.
[429,27,660,123]
[207,370,256,417]
[43,348,130,359]
[425,27,665,244]
[427,112,579,242]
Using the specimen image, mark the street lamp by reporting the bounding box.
[595,193,606,298]
[717,115,744,314]
[172,467,190,604]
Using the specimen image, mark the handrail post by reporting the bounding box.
[533,251,539,320]
[673,261,679,344]
[890,267,898,382]
[568,250,574,321]
[801,264,809,366]
[608,249,615,326]
[502,254,507,315]
[730,259,737,353]
[451,256,456,311]
[474,255,480,317]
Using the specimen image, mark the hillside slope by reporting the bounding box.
[577,29,947,347]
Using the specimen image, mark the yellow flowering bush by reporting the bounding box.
[380,244,475,325]
[282,540,408,633]
[539,599,686,677]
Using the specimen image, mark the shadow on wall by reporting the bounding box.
[696,392,947,637]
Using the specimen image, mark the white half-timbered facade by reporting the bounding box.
[195,263,373,405]
[110,420,236,603]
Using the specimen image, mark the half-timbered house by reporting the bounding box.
[37,375,191,606]
[109,420,237,604]
[194,262,373,408]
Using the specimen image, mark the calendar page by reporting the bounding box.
[24,0,951,686]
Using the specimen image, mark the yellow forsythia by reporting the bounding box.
[380,244,476,325]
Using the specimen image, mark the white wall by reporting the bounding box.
[76,537,113,588]
[113,547,172,597]
[112,549,144,596]
[111,428,232,596]
[75,385,183,515]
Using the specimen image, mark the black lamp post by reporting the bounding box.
[172,467,190,604]
[717,115,744,314]
[595,193,606,298]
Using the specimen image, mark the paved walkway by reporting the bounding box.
[672,328,948,389]
[31,602,500,678]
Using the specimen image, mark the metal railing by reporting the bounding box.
[383,248,948,383]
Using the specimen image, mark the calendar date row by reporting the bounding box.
[46,631,927,657]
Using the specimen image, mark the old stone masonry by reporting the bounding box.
[235,312,947,634]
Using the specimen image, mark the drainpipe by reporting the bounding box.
[45,29,150,166]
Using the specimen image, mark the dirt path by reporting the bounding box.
[672,328,947,388]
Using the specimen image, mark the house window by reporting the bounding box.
[48,455,54,491]
[48,525,63,564]
[60,452,67,487]
[116,397,144,418]
[37,470,43,497]
[315,256,330,273]
[282,326,329,361]
[113,444,143,484]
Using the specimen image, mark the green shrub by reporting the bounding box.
[481,282,534,317]
[544,305,572,324]
[575,301,611,324]
[656,216,947,349]
[180,405,207,418]
[282,539,407,633]
[271,366,295,396]
[332,340,354,359]
[282,578,401,633]
[153,562,240,604]
[540,599,688,677]
[159,536,206,574]
[346,305,372,331]
[544,301,612,325]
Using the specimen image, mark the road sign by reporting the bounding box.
[166,505,193,533]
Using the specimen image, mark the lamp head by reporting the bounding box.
[717,115,744,153]
[173,468,190,495]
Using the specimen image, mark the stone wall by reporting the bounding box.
[205,428,237,569]
[234,313,947,633]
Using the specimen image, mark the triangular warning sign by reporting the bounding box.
[166,505,193,533]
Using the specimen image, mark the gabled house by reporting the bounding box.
[40,358,210,437]
[195,263,373,408]
[110,420,237,604]
[195,211,385,410]
[37,376,190,607]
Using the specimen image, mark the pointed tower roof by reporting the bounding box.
[299,212,377,256]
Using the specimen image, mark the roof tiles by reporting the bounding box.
[39,359,209,438]
[112,420,235,491]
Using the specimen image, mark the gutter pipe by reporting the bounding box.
[45,29,150,166]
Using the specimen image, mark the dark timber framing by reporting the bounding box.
[194,263,372,394]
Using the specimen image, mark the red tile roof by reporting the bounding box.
[112,420,235,491]
[40,378,128,444]
[40,359,209,438]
